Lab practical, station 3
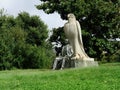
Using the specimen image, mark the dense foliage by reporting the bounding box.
[36,0,120,60]
[0,9,55,70]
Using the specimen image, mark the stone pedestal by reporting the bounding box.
[74,60,98,68]
[64,58,98,68]
[52,57,98,70]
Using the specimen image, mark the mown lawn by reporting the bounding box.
[0,63,120,90]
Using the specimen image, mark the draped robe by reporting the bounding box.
[64,14,89,59]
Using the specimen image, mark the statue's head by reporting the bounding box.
[65,39,69,44]
[67,13,76,21]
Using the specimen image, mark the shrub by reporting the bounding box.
[110,50,120,62]
[21,45,55,69]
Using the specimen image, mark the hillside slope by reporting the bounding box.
[0,63,120,90]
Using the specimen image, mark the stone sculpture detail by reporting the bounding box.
[52,13,98,70]
[52,44,73,70]
[64,13,93,61]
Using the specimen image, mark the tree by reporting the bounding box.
[36,0,120,60]
[0,10,55,70]
[16,12,48,46]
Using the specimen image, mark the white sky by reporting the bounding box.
[0,0,66,30]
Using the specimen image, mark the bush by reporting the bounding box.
[110,50,120,62]
[0,10,55,70]
[21,45,55,69]
[0,29,15,70]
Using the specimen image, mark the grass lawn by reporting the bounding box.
[0,63,120,90]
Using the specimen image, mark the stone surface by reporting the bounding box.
[53,59,98,69]
[64,59,98,68]
[53,13,99,70]
[64,13,91,60]
[74,60,98,68]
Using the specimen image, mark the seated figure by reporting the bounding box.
[52,43,73,70]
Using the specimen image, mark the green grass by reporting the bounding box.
[0,63,120,90]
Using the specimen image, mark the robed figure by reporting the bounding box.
[64,13,93,60]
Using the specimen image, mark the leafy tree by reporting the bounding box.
[0,18,27,70]
[21,44,55,69]
[0,11,17,70]
[0,10,54,70]
[110,49,120,62]
[0,29,14,70]
[16,12,48,46]
[36,0,120,60]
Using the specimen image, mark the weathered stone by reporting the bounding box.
[52,13,99,70]
[74,60,98,68]
[64,59,98,68]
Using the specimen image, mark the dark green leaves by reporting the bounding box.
[37,0,120,61]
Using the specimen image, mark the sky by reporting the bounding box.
[0,0,66,29]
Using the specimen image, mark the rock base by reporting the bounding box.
[64,59,98,68]
[52,57,98,70]
[74,60,98,68]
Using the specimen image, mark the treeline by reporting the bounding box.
[0,9,55,70]
[1,0,120,70]
[37,0,120,63]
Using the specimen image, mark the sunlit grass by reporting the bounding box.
[0,63,120,90]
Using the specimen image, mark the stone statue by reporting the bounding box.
[52,13,98,70]
[52,43,73,70]
[64,13,93,61]
[61,41,73,58]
